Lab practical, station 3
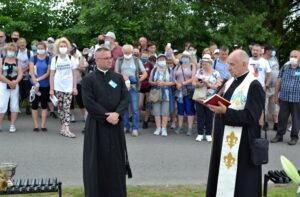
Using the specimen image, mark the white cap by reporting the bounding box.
[201,54,213,63]
[105,32,116,40]
[213,49,220,54]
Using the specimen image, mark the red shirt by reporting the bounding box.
[111,45,123,71]
[140,62,154,91]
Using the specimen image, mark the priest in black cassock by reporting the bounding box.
[81,47,132,197]
[206,50,265,197]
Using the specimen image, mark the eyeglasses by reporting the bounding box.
[96,57,113,60]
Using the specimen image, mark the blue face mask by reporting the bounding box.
[104,40,111,46]
[31,45,37,51]
[157,61,166,67]
[141,58,148,64]
[7,50,15,58]
[181,57,190,64]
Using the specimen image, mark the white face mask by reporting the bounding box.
[157,61,166,67]
[59,47,68,54]
[271,51,276,57]
[37,49,46,55]
[124,54,132,59]
[7,50,15,58]
[104,40,111,46]
[290,57,298,65]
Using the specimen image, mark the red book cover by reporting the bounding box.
[203,94,231,107]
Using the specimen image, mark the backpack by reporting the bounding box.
[116,56,141,90]
[33,55,50,66]
[213,60,217,69]
[53,55,72,69]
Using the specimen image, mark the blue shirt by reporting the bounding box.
[30,56,51,87]
[278,64,300,102]
[213,59,231,79]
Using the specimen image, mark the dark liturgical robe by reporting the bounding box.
[81,69,132,197]
[206,72,265,197]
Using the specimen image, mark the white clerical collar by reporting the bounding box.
[97,67,109,74]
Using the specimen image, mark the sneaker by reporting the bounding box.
[288,138,298,145]
[270,135,283,143]
[175,127,182,134]
[170,122,176,129]
[142,121,148,129]
[9,125,16,133]
[132,129,139,137]
[187,128,193,136]
[153,128,161,136]
[161,128,168,137]
[206,135,212,142]
[195,135,203,142]
[70,115,76,123]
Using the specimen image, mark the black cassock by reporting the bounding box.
[206,72,265,197]
[82,69,132,197]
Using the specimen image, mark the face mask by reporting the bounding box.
[12,37,18,42]
[189,50,197,55]
[165,51,172,58]
[181,57,190,64]
[272,51,276,57]
[37,49,46,55]
[290,57,298,65]
[104,40,111,46]
[124,54,132,59]
[157,61,166,67]
[141,58,148,64]
[7,50,15,58]
[31,45,37,51]
[48,43,54,49]
[59,47,68,54]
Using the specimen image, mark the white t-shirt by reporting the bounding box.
[50,55,77,92]
[248,57,271,86]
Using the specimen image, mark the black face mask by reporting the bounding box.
[12,37,18,42]
[97,40,104,45]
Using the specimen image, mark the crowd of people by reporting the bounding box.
[0,30,299,145]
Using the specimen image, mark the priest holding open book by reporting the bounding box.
[205,50,265,197]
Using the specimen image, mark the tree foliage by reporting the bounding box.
[0,0,299,63]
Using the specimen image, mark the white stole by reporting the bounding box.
[216,72,255,197]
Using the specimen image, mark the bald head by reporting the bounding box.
[227,50,249,78]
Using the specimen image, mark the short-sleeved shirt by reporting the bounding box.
[195,69,221,97]
[115,57,145,77]
[29,56,51,87]
[278,64,300,102]
[213,59,231,79]
[17,49,33,80]
[50,55,77,93]
[173,64,193,83]
[248,57,271,86]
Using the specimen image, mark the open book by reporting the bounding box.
[203,94,231,107]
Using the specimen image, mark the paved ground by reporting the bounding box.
[0,111,299,187]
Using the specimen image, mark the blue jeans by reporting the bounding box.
[123,88,140,130]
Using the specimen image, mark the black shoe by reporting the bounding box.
[41,128,48,132]
[33,128,39,132]
[273,123,278,131]
[129,116,132,122]
[142,121,148,129]
[263,122,269,131]
[288,138,298,145]
[271,135,283,143]
[50,112,58,119]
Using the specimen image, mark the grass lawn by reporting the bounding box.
[0,185,297,196]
